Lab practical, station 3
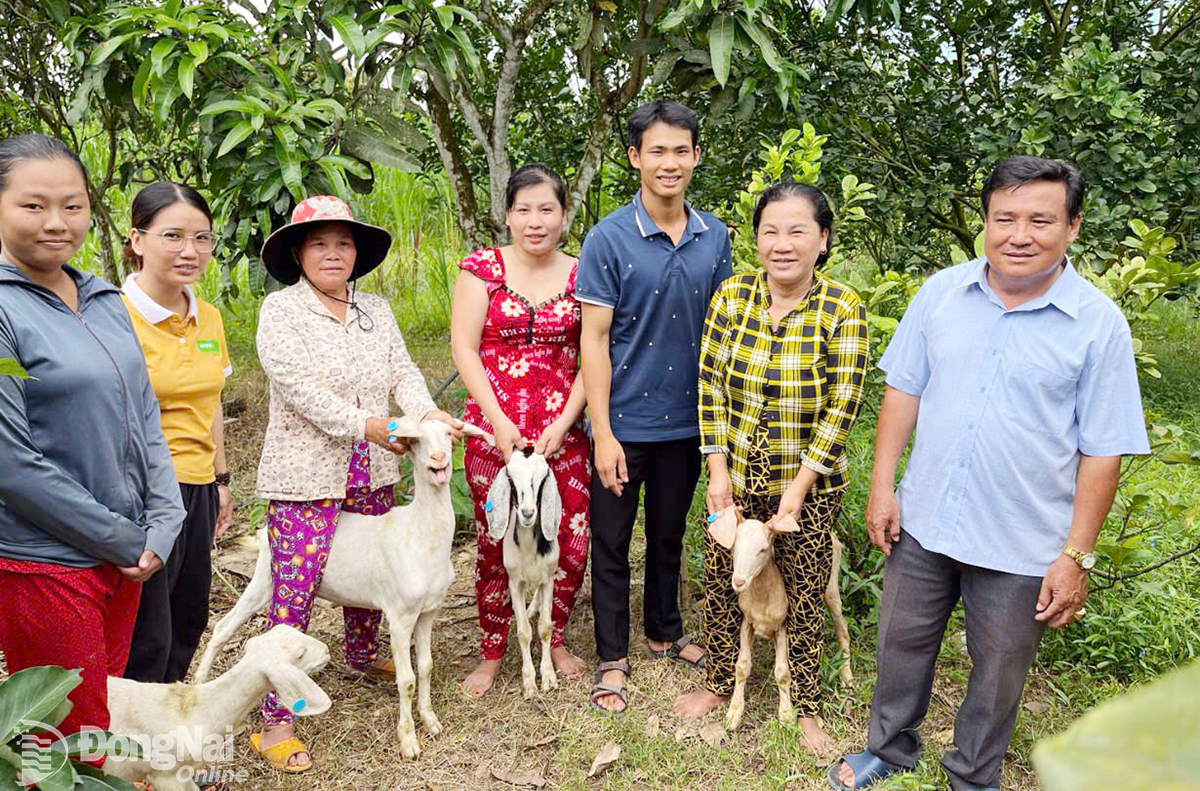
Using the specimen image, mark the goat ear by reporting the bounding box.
[539,466,562,544]
[771,513,802,534]
[386,416,423,441]
[266,664,332,717]
[707,505,739,550]
[485,468,511,541]
[460,423,497,447]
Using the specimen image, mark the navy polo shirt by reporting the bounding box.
[576,191,733,442]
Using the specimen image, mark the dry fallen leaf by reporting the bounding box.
[587,741,621,777]
[674,722,697,742]
[699,721,725,747]
[631,770,649,782]
[644,714,661,739]
[490,768,547,787]
[934,728,955,745]
[1023,700,1051,714]
[444,752,473,766]
[524,734,559,749]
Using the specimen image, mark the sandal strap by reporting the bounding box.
[589,682,629,703]
[666,636,694,658]
[595,659,631,678]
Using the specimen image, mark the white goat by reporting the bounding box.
[707,506,852,731]
[104,625,331,791]
[485,450,562,698]
[196,417,472,759]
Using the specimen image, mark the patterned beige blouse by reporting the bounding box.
[254,281,436,501]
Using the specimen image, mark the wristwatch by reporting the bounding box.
[1062,544,1096,570]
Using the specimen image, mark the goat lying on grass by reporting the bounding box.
[196,417,470,760]
[105,625,330,791]
[485,450,562,698]
[707,507,852,730]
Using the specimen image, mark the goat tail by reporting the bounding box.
[194,528,274,682]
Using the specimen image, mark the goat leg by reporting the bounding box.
[725,616,754,730]
[194,529,273,682]
[509,578,539,699]
[825,536,854,683]
[388,611,422,759]
[537,580,557,692]
[414,610,442,736]
[773,627,795,724]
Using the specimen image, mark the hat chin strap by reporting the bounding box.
[300,270,374,332]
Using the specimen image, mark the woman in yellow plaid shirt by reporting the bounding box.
[674,182,869,756]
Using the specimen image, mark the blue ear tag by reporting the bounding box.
[485,501,494,513]
[706,513,717,523]
[291,699,307,713]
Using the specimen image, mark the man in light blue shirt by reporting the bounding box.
[832,156,1148,790]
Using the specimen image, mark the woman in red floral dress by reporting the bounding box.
[451,164,591,697]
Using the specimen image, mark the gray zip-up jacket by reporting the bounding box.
[0,262,184,568]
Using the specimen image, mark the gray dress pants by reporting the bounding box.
[867,530,1046,790]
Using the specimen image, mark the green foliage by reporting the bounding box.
[0,666,137,790]
[1033,659,1200,789]
[0,359,30,379]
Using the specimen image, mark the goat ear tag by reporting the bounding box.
[485,501,494,513]
[291,699,307,713]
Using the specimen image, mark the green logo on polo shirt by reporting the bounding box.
[197,339,220,355]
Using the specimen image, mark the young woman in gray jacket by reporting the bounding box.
[0,135,184,747]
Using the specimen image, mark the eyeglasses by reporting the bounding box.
[136,229,218,253]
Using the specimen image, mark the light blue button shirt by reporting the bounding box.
[880,257,1149,576]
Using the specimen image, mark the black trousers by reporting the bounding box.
[867,530,1046,791]
[590,436,702,661]
[124,482,219,683]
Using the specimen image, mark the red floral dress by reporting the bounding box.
[458,248,591,659]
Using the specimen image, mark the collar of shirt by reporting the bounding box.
[631,190,711,246]
[961,255,1081,319]
[756,269,830,318]
[122,273,199,325]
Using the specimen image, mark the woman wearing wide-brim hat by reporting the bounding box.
[251,195,461,773]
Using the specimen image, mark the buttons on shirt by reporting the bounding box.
[763,384,779,399]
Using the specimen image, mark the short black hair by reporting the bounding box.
[981,156,1085,219]
[124,182,213,270]
[505,163,566,211]
[627,100,699,152]
[0,134,87,195]
[752,181,835,268]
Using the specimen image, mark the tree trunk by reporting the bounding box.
[425,87,491,249]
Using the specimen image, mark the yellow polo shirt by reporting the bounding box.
[122,276,231,485]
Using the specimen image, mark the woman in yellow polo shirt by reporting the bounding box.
[120,182,233,683]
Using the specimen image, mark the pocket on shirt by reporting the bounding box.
[1004,360,1077,436]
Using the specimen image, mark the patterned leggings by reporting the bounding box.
[466,436,591,660]
[701,425,842,718]
[260,443,393,726]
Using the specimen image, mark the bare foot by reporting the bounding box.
[648,638,705,666]
[550,646,588,679]
[460,658,501,697]
[836,757,855,788]
[592,662,628,713]
[673,688,726,719]
[799,717,836,758]
[259,723,309,769]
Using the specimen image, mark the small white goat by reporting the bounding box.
[104,625,331,791]
[707,506,852,730]
[196,417,473,759]
[485,450,562,698]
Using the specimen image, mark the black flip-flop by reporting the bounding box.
[650,636,707,669]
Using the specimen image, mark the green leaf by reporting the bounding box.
[132,56,153,109]
[150,38,176,77]
[213,51,255,72]
[89,33,136,66]
[738,18,781,72]
[199,99,257,117]
[17,743,73,791]
[177,55,196,99]
[1033,660,1200,789]
[185,39,209,63]
[0,360,30,379]
[0,666,82,743]
[709,15,735,87]
[329,14,366,60]
[660,3,691,29]
[273,125,303,200]
[342,127,421,173]
[75,762,139,790]
[1135,179,1157,193]
[216,121,254,158]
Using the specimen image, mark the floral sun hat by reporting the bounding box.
[260,195,392,285]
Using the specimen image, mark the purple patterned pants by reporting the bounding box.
[260,442,394,726]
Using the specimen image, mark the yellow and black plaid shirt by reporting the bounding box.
[698,271,869,496]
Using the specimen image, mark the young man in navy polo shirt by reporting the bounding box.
[577,100,733,713]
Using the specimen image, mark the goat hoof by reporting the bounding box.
[421,713,443,736]
[541,674,558,692]
[522,682,537,700]
[399,736,421,759]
